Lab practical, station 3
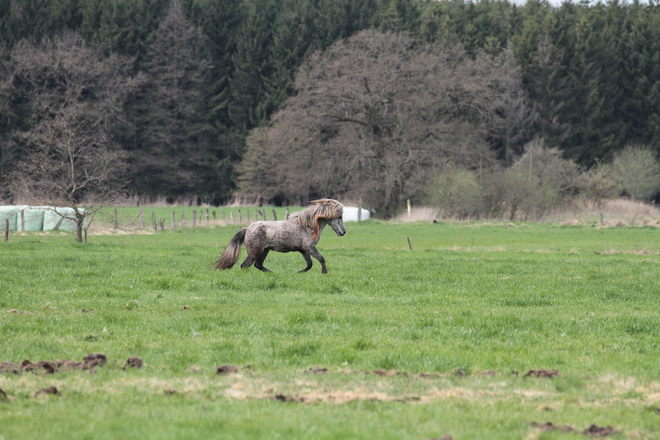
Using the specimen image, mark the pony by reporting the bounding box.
[214,199,346,274]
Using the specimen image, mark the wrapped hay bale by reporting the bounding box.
[43,207,85,231]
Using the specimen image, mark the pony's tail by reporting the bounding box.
[214,228,246,270]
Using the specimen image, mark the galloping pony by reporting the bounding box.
[214,199,346,274]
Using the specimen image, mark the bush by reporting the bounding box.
[610,145,660,202]
[426,167,483,219]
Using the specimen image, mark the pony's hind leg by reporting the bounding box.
[254,249,271,272]
[240,246,261,269]
[298,251,313,273]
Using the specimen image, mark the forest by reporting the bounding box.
[0,0,659,217]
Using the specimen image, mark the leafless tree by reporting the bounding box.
[5,31,136,242]
[238,30,533,217]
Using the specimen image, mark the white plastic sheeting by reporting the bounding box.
[43,207,86,231]
[342,206,370,222]
[18,206,46,231]
[0,206,20,231]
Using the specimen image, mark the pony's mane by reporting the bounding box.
[289,199,343,239]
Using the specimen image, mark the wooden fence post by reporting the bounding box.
[212,210,217,220]
[230,211,233,222]
[151,212,157,231]
[19,209,24,232]
[247,209,250,222]
[285,208,289,220]
[181,211,185,227]
[192,210,197,227]
[159,216,165,231]
[272,209,277,221]
[171,211,175,230]
[140,207,145,228]
[114,207,118,230]
[4,218,8,242]
[358,202,362,222]
[205,208,209,226]
[238,209,242,224]
[84,228,87,243]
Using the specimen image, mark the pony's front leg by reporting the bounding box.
[309,247,327,274]
[298,251,313,273]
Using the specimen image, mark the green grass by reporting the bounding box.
[1,220,660,439]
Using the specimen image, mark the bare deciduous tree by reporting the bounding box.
[5,31,135,242]
[238,30,533,216]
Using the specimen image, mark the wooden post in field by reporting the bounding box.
[114,207,118,230]
[222,210,225,220]
[159,216,165,231]
[181,211,185,227]
[358,202,362,222]
[84,228,87,243]
[212,210,217,220]
[4,218,8,242]
[285,208,289,220]
[140,207,145,228]
[19,209,24,231]
[247,209,250,222]
[262,209,267,221]
[171,211,175,230]
[238,209,242,224]
[151,212,157,231]
[192,210,197,227]
[205,208,209,226]
[272,209,277,221]
[407,199,411,222]
[230,211,233,222]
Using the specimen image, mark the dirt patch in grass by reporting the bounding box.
[35,386,59,396]
[0,362,19,374]
[532,421,619,437]
[216,365,238,375]
[2,354,109,375]
[524,369,559,378]
[126,357,143,368]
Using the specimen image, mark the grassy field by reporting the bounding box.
[1,217,660,439]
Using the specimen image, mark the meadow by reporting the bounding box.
[1,215,660,439]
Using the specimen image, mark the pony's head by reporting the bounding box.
[292,199,346,239]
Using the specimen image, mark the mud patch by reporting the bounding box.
[216,365,238,375]
[583,424,618,436]
[83,353,108,369]
[0,362,19,374]
[275,393,301,403]
[3,354,108,374]
[532,421,576,433]
[419,373,441,379]
[36,386,59,396]
[524,369,559,378]
[22,360,56,374]
[532,422,618,437]
[126,357,143,368]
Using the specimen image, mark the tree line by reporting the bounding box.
[1,0,659,214]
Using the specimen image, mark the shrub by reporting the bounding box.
[610,145,660,202]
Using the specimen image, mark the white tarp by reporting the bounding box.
[342,206,370,222]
